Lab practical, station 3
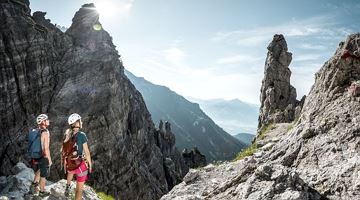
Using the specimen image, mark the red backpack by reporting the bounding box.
[62,133,82,171]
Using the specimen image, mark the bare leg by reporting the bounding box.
[75,181,85,200]
[30,170,40,194]
[39,177,46,192]
[67,172,74,184]
[64,172,74,197]
[33,170,40,183]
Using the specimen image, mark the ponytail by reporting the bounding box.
[63,128,73,143]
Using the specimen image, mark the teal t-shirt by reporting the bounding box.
[76,132,88,156]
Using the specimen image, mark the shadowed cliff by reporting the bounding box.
[0,1,188,199]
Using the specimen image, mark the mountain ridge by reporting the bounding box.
[187,97,259,134]
[125,70,247,162]
[233,133,255,145]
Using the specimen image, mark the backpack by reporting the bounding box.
[62,133,82,171]
[28,129,43,159]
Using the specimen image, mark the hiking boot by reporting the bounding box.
[39,190,50,197]
[64,184,71,197]
[29,182,39,195]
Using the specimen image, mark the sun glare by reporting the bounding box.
[95,1,118,18]
[93,0,133,22]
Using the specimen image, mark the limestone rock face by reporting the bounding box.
[259,34,303,129]
[267,33,360,199]
[0,0,72,175]
[162,33,360,200]
[161,160,324,200]
[0,162,35,200]
[0,1,187,199]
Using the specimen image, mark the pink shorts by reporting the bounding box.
[68,161,88,182]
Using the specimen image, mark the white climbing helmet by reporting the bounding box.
[68,113,81,125]
[36,114,48,124]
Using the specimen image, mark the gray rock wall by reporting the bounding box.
[0,1,188,199]
[161,33,360,200]
[269,33,360,199]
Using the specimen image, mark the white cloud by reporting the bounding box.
[299,43,327,50]
[293,54,323,62]
[291,63,323,76]
[213,31,269,46]
[216,54,261,65]
[163,47,187,65]
[142,66,262,105]
[170,38,185,46]
[212,16,353,47]
[237,35,270,46]
[291,63,322,97]
[125,45,263,105]
[207,15,355,102]
[126,42,325,105]
[125,14,354,105]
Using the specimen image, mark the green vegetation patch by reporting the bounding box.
[258,123,275,140]
[212,160,224,166]
[233,123,276,161]
[286,118,300,133]
[97,192,115,200]
[286,123,294,133]
[233,143,257,161]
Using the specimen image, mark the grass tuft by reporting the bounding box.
[233,123,276,161]
[286,118,300,133]
[233,143,257,161]
[212,160,224,166]
[97,192,115,200]
[258,123,275,140]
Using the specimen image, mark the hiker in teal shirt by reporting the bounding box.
[61,113,92,200]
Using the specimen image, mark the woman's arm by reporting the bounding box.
[83,143,92,172]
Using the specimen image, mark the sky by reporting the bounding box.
[30,0,360,105]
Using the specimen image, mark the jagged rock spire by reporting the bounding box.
[181,147,206,168]
[66,3,116,51]
[258,34,303,130]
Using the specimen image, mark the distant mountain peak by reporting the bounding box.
[186,97,259,134]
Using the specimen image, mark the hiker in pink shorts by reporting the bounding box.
[61,113,92,200]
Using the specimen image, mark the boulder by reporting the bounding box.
[0,162,100,200]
